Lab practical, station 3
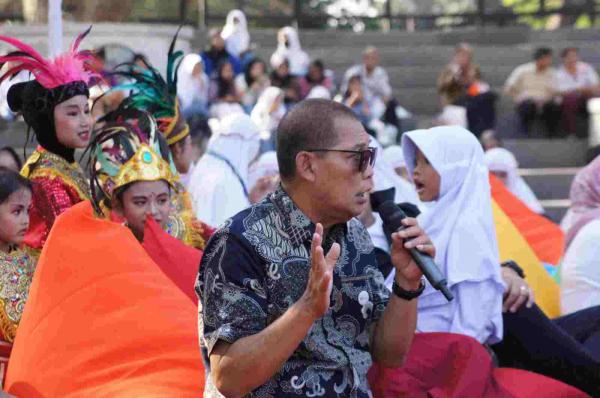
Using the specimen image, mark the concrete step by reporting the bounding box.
[521,171,576,201]
[541,201,569,224]
[503,139,588,168]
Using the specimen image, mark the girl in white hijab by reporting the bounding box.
[270,27,310,76]
[221,9,250,58]
[399,126,505,345]
[177,54,209,117]
[189,114,260,226]
[251,86,286,152]
[484,147,544,214]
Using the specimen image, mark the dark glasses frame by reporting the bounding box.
[305,146,378,173]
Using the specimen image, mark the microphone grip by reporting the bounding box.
[408,247,454,301]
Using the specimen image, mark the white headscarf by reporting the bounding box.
[484,148,544,214]
[270,26,310,76]
[251,86,285,139]
[248,151,279,190]
[306,85,332,100]
[383,145,406,170]
[369,137,421,206]
[177,54,209,112]
[221,9,250,57]
[190,114,261,226]
[401,126,504,299]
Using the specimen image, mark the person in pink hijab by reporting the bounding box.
[561,156,600,314]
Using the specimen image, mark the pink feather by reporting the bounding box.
[0,28,98,89]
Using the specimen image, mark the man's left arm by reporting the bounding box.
[370,217,434,367]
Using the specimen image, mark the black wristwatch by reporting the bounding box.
[501,260,526,279]
[392,279,425,301]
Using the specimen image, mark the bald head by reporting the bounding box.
[277,99,359,180]
[363,46,380,72]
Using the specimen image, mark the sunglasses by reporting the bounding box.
[306,146,378,173]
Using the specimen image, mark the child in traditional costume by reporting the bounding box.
[106,29,213,248]
[0,28,97,249]
[0,168,37,383]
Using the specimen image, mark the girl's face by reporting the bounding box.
[276,62,289,77]
[54,95,92,149]
[491,170,508,185]
[0,188,32,252]
[412,149,440,202]
[115,180,171,242]
[192,62,203,78]
[308,64,323,81]
[220,63,234,81]
[349,77,362,93]
[250,62,265,79]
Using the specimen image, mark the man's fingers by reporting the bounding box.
[397,226,422,240]
[503,284,519,312]
[404,235,429,249]
[415,243,436,258]
[325,242,341,269]
[510,290,528,313]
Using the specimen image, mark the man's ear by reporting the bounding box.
[295,151,318,183]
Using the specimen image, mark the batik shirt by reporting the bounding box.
[197,186,390,397]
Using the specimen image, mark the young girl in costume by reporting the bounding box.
[0,28,97,249]
[106,29,213,248]
[0,168,36,345]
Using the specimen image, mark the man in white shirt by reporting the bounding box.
[504,48,561,136]
[557,47,600,136]
[343,46,392,104]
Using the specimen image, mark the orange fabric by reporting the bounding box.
[5,201,204,397]
[494,368,590,398]
[489,174,565,266]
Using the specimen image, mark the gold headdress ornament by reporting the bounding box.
[88,109,177,216]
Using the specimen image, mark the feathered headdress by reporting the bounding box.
[0,27,99,160]
[0,26,97,89]
[88,108,177,216]
[107,27,189,146]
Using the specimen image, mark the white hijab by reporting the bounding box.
[190,114,261,226]
[401,126,504,296]
[177,54,209,112]
[248,151,279,190]
[270,26,310,76]
[251,86,286,139]
[221,9,250,57]
[484,148,544,214]
[383,145,405,170]
[370,137,421,206]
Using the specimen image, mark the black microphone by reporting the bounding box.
[377,201,454,302]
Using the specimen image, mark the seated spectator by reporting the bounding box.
[235,58,270,112]
[438,42,475,91]
[504,48,560,136]
[481,129,503,151]
[250,87,286,153]
[0,147,22,172]
[342,46,392,105]
[188,114,260,227]
[298,60,333,99]
[557,47,600,136]
[177,54,209,118]
[201,29,242,79]
[561,156,600,315]
[484,148,544,214]
[209,61,245,119]
[221,9,250,60]
[270,58,301,105]
[339,75,378,128]
[270,26,310,76]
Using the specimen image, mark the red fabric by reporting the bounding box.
[24,176,85,249]
[494,368,590,398]
[368,333,516,398]
[142,217,203,303]
[5,201,204,397]
[489,174,565,265]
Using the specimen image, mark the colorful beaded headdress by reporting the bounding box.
[108,28,189,146]
[88,108,177,215]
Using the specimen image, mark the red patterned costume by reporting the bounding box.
[21,147,90,249]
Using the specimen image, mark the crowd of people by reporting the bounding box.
[0,9,599,398]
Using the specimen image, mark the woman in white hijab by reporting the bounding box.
[484,147,544,214]
[398,126,505,345]
[177,54,210,118]
[221,9,250,58]
[188,114,261,226]
[270,27,310,76]
[251,86,286,152]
